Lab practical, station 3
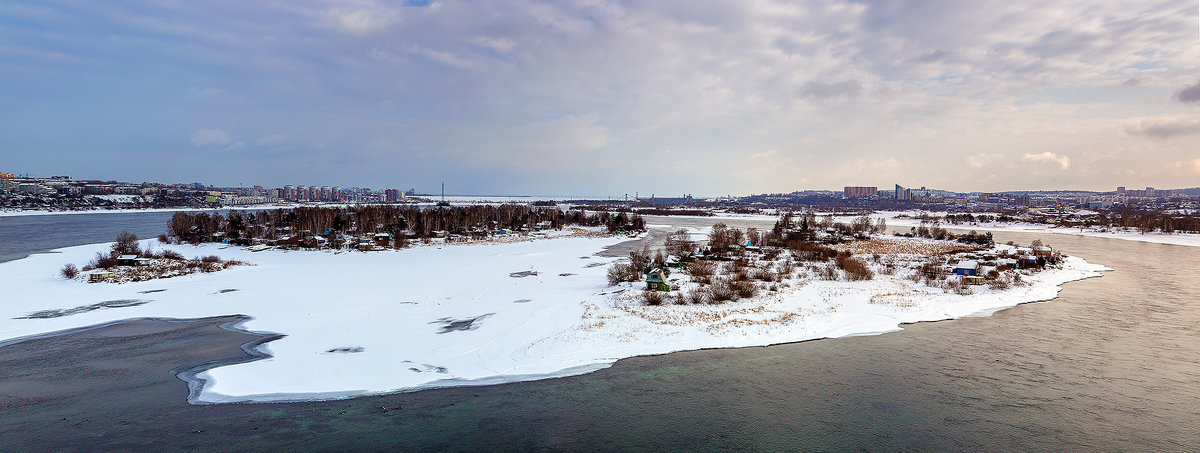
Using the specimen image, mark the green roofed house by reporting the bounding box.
[645,268,670,291]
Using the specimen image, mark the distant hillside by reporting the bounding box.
[1172,187,1200,196]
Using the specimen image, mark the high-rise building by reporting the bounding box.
[843,186,878,198]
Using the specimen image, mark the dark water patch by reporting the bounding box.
[16,299,149,319]
[138,289,167,294]
[398,301,417,305]
[408,364,449,374]
[558,273,575,277]
[430,314,494,333]
[509,271,538,278]
[584,262,606,268]
[324,347,364,354]
[216,289,239,294]
[513,299,533,304]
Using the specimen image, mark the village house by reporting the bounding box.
[954,260,980,276]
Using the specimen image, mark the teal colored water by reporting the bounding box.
[1,213,1198,450]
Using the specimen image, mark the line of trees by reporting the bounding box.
[166,205,645,245]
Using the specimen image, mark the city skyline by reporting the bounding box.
[3,1,1199,194]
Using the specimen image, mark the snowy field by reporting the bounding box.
[0,229,1109,403]
[872,211,1200,248]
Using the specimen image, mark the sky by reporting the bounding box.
[1,1,1198,196]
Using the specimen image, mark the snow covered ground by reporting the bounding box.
[0,231,1108,403]
[873,211,1200,248]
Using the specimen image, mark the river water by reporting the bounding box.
[1,212,1198,450]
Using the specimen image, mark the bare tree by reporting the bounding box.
[664,229,695,260]
[112,230,141,257]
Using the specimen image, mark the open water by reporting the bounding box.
[1,212,1198,450]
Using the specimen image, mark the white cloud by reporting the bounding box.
[256,134,287,146]
[324,6,400,35]
[752,149,778,159]
[966,153,1004,168]
[1022,152,1071,170]
[190,129,231,147]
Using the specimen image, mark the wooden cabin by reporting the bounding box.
[373,233,392,247]
[954,260,980,276]
[645,268,670,291]
[1033,246,1053,257]
[89,271,116,283]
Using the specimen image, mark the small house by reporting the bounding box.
[954,260,980,276]
[89,271,116,283]
[962,275,985,285]
[645,268,670,291]
[1033,246,1053,257]
[117,255,139,266]
[373,233,392,247]
[133,257,152,266]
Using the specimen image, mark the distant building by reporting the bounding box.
[843,186,877,198]
[894,184,911,200]
[385,189,401,202]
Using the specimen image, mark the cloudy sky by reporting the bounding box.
[2,1,1198,195]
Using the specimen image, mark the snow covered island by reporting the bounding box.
[0,212,1106,404]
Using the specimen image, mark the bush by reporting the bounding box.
[90,252,117,269]
[729,279,758,298]
[835,253,874,281]
[161,250,185,260]
[112,230,141,257]
[815,264,839,280]
[687,261,715,284]
[641,290,665,306]
[158,233,171,244]
[60,263,79,279]
[607,262,639,286]
[685,288,711,305]
[788,240,837,261]
[710,279,736,302]
[200,255,221,263]
[629,246,652,274]
[987,278,1010,290]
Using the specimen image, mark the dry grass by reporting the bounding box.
[836,237,984,256]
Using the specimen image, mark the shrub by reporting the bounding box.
[947,278,972,295]
[815,264,839,280]
[200,255,221,263]
[60,263,79,279]
[687,261,715,284]
[641,290,665,306]
[987,278,1010,290]
[776,260,795,277]
[158,233,171,244]
[607,262,639,285]
[835,253,874,281]
[90,252,117,269]
[161,250,185,260]
[629,246,652,274]
[788,240,837,261]
[710,279,736,302]
[730,279,758,298]
[685,288,711,305]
